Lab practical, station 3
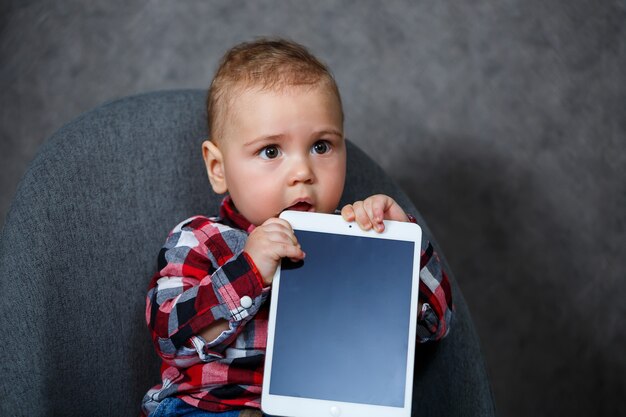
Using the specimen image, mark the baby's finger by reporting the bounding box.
[261,219,300,245]
[262,217,295,230]
[260,227,300,250]
[362,198,378,226]
[276,242,306,261]
[341,204,356,222]
[352,201,373,231]
[367,197,386,232]
[265,230,300,248]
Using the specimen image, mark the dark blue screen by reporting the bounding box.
[269,230,415,407]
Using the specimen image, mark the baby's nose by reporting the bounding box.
[288,157,315,185]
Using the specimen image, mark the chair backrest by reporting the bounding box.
[0,90,494,416]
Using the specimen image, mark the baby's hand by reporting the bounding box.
[244,218,305,286]
[341,194,409,233]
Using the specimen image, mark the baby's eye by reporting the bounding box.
[312,140,331,155]
[259,145,281,160]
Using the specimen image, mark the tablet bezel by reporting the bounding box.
[262,210,422,417]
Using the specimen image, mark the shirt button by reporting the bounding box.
[240,296,253,309]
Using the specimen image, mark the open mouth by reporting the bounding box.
[285,201,314,212]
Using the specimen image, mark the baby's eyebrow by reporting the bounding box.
[315,129,343,138]
[243,129,343,148]
[243,134,286,147]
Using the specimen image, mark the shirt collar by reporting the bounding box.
[219,195,256,233]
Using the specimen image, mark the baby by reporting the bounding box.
[142,38,453,417]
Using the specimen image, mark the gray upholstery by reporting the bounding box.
[0,90,495,416]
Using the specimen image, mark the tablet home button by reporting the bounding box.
[329,405,341,416]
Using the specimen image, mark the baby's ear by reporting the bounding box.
[202,140,228,194]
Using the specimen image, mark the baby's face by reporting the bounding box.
[215,85,346,226]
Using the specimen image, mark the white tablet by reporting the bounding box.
[262,210,422,417]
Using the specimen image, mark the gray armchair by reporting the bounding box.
[0,90,495,416]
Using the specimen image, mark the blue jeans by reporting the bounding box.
[149,397,271,417]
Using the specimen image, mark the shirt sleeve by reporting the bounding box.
[407,215,454,343]
[145,216,266,366]
[416,240,454,342]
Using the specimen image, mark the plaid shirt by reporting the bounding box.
[142,196,453,414]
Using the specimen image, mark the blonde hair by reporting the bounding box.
[207,38,343,141]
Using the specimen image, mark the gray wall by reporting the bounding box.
[1,1,624,416]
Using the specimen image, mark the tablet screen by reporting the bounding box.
[269,229,416,407]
